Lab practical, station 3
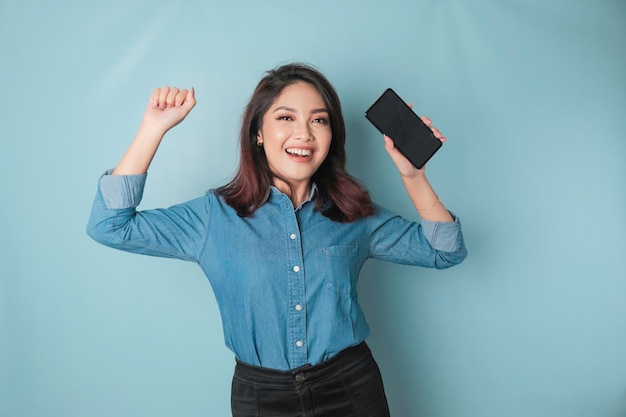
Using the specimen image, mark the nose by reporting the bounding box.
[294,120,312,141]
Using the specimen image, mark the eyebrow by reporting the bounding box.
[273,106,328,114]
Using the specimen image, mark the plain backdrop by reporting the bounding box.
[1,1,625,416]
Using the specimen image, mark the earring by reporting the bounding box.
[257,141,263,147]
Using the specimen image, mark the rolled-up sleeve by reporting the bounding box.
[418,213,463,253]
[98,169,146,209]
[366,205,467,270]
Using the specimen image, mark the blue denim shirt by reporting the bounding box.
[87,171,467,371]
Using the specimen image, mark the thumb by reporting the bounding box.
[182,87,196,109]
[383,134,397,154]
[383,134,404,162]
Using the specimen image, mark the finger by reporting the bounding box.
[166,87,180,108]
[175,89,188,107]
[432,130,447,142]
[158,86,170,109]
[420,115,432,126]
[150,88,161,108]
[408,102,413,110]
[426,123,447,143]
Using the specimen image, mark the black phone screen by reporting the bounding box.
[365,88,442,169]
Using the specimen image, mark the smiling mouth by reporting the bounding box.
[286,148,313,157]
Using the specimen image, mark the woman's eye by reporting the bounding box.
[277,115,292,121]
[313,118,329,124]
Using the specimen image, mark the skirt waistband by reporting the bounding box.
[234,342,371,386]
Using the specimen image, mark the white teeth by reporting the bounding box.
[286,148,312,157]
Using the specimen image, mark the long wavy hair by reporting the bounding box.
[216,63,374,223]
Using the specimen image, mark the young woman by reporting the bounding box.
[87,63,467,417]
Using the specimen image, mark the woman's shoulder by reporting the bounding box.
[204,189,227,206]
[369,202,398,219]
[203,189,243,215]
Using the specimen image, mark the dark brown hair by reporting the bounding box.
[216,63,374,222]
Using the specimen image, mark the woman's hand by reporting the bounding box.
[142,86,196,134]
[383,105,446,178]
[383,105,453,221]
[112,86,196,175]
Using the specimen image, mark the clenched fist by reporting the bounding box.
[142,86,196,134]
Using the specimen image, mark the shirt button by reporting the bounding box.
[295,304,302,311]
[293,265,300,273]
[296,340,303,347]
[290,233,296,240]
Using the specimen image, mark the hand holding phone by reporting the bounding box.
[365,88,442,169]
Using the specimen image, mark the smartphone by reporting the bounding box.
[365,88,442,169]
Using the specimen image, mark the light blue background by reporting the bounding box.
[1,1,625,416]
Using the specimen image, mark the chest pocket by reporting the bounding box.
[323,245,358,295]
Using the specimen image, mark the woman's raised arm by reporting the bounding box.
[382,111,454,223]
[113,86,196,175]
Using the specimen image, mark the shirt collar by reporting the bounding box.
[268,183,318,209]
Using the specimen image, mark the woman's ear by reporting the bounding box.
[256,131,263,146]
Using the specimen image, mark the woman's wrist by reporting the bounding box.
[400,171,428,185]
[138,119,169,139]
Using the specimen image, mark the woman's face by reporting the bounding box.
[257,81,332,191]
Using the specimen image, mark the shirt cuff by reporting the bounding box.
[98,169,147,209]
[420,213,462,252]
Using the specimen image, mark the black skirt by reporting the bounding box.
[231,342,391,417]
